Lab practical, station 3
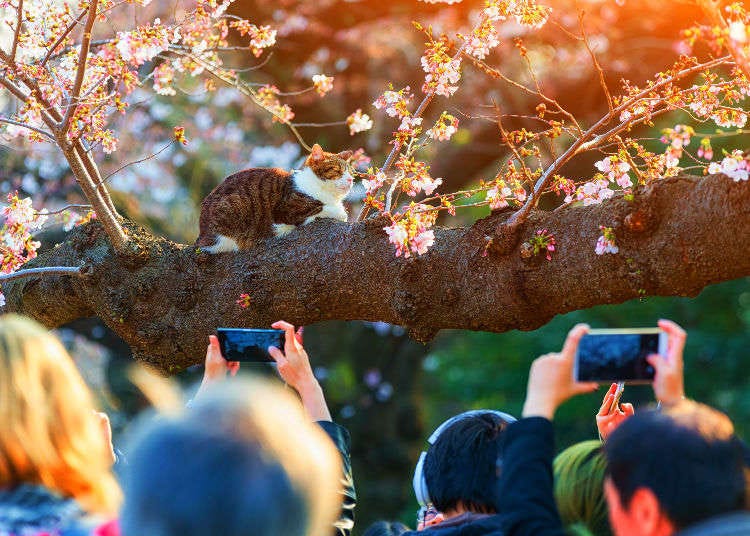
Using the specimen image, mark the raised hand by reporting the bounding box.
[268,320,331,422]
[522,324,599,420]
[596,383,635,441]
[646,319,686,406]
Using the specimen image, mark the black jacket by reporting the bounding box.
[403,418,559,536]
[318,420,357,536]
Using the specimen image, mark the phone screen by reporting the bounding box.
[575,332,660,383]
[216,328,285,363]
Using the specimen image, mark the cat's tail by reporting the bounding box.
[195,233,240,254]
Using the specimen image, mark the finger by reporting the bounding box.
[228,362,240,376]
[561,324,590,360]
[207,335,224,361]
[658,319,686,364]
[272,320,294,331]
[598,393,614,416]
[622,402,635,416]
[295,326,304,345]
[267,345,285,364]
[646,353,666,373]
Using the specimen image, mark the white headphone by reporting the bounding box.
[412,409,517,507]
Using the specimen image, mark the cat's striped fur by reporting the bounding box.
[196,144,353,252]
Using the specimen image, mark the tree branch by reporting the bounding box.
[60,0,98,134]
[11,0,23,62]
[3,172,748,373]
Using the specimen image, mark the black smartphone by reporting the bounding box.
[574,328,667,383]
[216,328,285,363]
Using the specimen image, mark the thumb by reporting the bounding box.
[622,402,635,416]
[268,345,285,365]
[646,353,666,374]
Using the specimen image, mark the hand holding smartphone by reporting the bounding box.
[574,328,668,384]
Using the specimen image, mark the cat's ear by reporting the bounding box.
[310,143,324,161]
[337,150,353,161]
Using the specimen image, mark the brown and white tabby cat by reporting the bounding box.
[196,144,354,252]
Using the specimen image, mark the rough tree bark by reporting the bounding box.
[2,173,748,373]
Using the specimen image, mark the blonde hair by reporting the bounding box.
[0,314,122,515]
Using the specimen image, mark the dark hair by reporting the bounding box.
[605,401,746,529]
[553,440,611,536]
[362,521,410,536]
[423,412,510,514]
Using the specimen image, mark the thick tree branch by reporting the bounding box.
[3,173,748,373]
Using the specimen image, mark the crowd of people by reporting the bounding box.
[0,313,747,536]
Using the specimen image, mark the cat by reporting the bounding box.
[196,144,354,253]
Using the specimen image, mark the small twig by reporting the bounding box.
[0,265,90,284]
[36,204,92,215]
[60,0,99,134]
[97,140,174,186]
[0,117,55,141]
[290,121,347,127]
[11,0,23,62]
[579,11,614,117]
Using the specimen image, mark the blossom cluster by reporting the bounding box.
[255,85,294,123]
[420,38,461,97]
[660,124,694,169]
[485,178,527,209]
[230,22,278,57]
[346,109,374,135]
[427,112,459,141]
[373,86,414,119]
[707,150,749,181]
[383,205,437,258]
[312,74,334,97]
[0,193,49,306]
[396,157,443,196]
[595,226,619,255]
[594,156,633,189]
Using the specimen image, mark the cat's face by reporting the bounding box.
[305,144,354,194]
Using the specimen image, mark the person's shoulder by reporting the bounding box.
[675,511,750,536]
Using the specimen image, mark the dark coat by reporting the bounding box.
[318,420,357,536]
[0,484,118,536]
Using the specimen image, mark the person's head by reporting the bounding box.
[417,410,515,515]
[554,440,611,536]
[362,520,410,536]
[604,400,746,536]
[0,314,121,515]
[120,377,341,536]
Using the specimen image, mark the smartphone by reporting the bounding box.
[216,328,284,363]
[574,328,667,383]
[608,382,625,413]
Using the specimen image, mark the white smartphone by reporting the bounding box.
[574,328,668,384]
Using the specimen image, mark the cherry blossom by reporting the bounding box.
[595,156,632,188]
[373,86,414,119]
[707,150,749,182]
[595,226,619,255]
[427,112,459,141]
[312,74,334,97]
[347,110,374,135]
[383,205,437,258]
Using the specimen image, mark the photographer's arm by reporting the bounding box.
[268,321,355,536]
[500,325,598,536]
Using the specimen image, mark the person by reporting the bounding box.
[120,320,356,536]
[363,520,410,536]
[0,314,121,536]
[402,407,516,535]
[497,319,750,536]
[553,440,611,536]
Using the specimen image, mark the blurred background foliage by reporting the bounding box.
[3,0,748,532]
